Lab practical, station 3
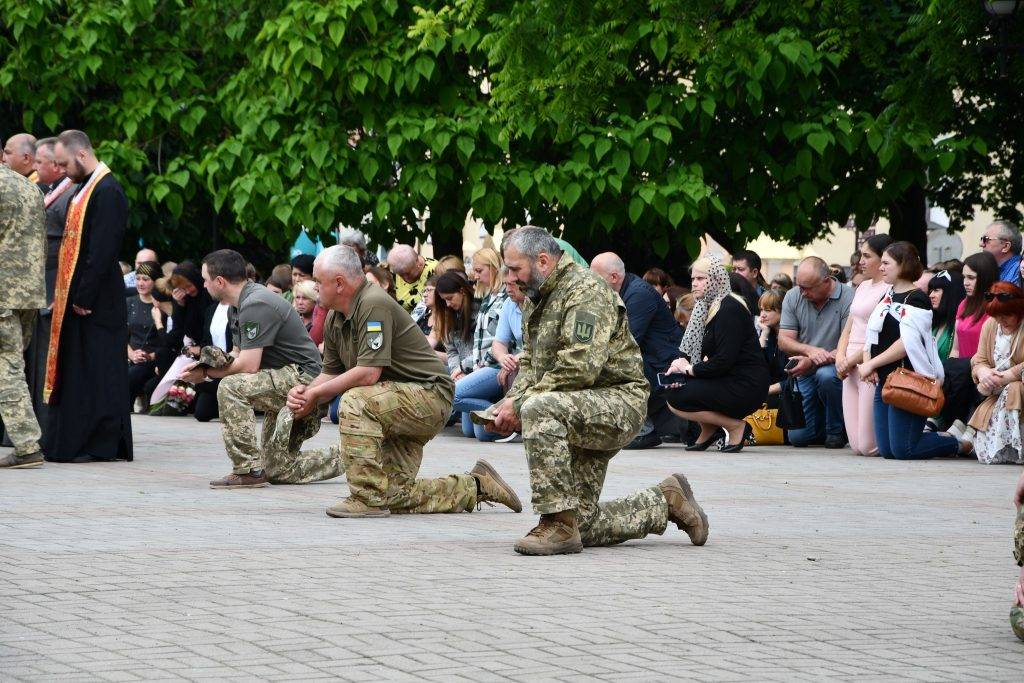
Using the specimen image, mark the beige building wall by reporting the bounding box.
[710,208,1005,280]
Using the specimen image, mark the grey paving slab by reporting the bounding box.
[1,414,1023,681]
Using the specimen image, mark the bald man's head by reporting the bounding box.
[795,256,833,305]
[135,248,159,268]
[3,133,37,177]
[386,244,424,283]
[590,252,626,292]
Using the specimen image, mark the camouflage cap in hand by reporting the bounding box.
[197,346,231,369]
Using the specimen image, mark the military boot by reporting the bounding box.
[209,470,268,489]
[1012,606,1024,642]
[325,497,390,518]
[0,451,43,469]
[469,459,522,512]
[514,511,583,555]
[659,474,709,546]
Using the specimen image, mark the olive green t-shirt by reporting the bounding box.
[322,282,454,401]
[233,281,322,377]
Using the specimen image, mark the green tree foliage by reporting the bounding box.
[438,0,1015,253]
[0,0,1021,264]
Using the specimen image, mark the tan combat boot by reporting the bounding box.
[209,470,268,489]
[660,474,709,545]
[514,511,583,555]
[469,459,522,512]
[325,497,391,518]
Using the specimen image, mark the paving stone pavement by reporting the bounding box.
[1,414,1023,681]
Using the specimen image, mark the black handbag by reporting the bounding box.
[777,379,805,430]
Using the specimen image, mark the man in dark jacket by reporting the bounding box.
[592,252,684,448]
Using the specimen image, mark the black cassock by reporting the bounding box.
[43,172,133,462]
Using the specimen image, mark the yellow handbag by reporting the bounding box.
[744,404,784,446]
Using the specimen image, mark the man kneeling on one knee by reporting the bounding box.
[181,249,342,488]
[285,245,521,518]
[489,227,710,556]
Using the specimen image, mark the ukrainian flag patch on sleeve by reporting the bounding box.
[367,321,382,332]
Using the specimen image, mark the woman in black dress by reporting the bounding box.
[125,261,164,410]
[663,254,769,453]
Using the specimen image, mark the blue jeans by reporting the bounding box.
[872,385,958,459]
[452,366,504,442]
[788,365,845,446]
[329,395,340,424]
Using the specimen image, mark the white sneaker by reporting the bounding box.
[496,432,521,443]
[947,419,969,442]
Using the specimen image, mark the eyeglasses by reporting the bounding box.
[980,236,1008,246]
[797,279,825,291]
[983,292,1023,302]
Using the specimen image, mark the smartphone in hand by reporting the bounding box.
[656,372,684,389]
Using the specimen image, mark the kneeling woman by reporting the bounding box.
[664,254,769,453]
[968,282,1024,465]
[859,242,961,460]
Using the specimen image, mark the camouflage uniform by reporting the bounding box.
[0,166,46,457]
[1013,505,1024,641]
[217,363,343,484]
[337,381,476,513]
[506,254,668,546]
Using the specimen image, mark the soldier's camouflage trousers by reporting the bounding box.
[1015,506,1024,640]
[0,309,41,456]
[520,389,669,547]
[1015,504,1023,567]
[337,381,476,513]
[217,365,343,484]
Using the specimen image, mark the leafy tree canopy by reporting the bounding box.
[0,0,1021,265]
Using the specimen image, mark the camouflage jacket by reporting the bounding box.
[0,165,45,310]
[507,253,648,413]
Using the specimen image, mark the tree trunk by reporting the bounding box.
[428,220,463,260]
[887,184,928,257]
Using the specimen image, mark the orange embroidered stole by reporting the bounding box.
[44,164,111,403]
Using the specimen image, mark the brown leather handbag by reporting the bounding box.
[881,367,945,416]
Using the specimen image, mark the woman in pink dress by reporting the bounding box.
[836,234,893,456]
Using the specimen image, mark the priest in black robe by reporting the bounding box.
[43,130,133,462]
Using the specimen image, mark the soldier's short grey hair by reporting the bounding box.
[316,245,364,280]
[337,227,368,251]
[503,226,563,261]
[8,133,37,155]
[991,220,1022,255]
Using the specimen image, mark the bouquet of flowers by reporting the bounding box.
[167,381,196,412]
[150,380,196,416]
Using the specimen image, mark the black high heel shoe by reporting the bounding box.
[720,423,753,453]
[685,430,723,451]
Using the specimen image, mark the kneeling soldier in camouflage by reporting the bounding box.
[286,245,521,518]
[180,249,343,488]
[1012,471,1024,641]
[491,227,709,555]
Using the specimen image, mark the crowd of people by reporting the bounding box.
[0,130,1021,637]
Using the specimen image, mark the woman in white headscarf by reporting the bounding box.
[664,254,770,453]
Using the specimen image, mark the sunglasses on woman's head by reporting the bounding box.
[983,292,1023,301]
